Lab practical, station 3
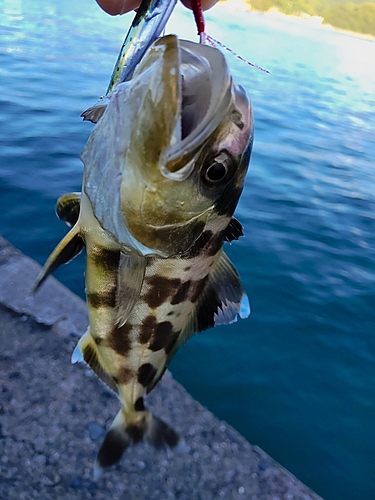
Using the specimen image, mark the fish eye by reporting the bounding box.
[203,153,230,184]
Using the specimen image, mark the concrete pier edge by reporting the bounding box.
[0,236,323,500]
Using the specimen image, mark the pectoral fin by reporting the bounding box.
[116,252,146,327]
[171,250,250,355]
[33,224,84,292]
[224,217,244,242]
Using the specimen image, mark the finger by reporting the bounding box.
[96,0,219,15]
[95,0,140,15]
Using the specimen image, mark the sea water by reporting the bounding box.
[0,1,374,498]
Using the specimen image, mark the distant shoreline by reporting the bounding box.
[220,0,375,42]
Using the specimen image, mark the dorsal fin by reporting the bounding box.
[56,192,81,227]
[224,217,243,242]
[81,96,109,123]
[33,224,84,292]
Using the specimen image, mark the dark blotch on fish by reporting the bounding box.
[149,418,180,448]
[90,248,120,274]
[149,321,174,352]
[185,230,213,259]
[206,232,225,257]
[117,367,134,384]
[109,323,132,356]
[134,397,145,411]
[170,280,191,305]
[165,330,180,355]
[139,315,157,344]
[215,187,243,217]
[143,276,181,308]
[137,363,157,387]
[87,285,117,309]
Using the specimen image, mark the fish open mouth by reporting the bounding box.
[164,37,233,177]
[178,40,232,143]
[126,34,233,180]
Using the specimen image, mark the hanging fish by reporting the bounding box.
[35,34,253,477]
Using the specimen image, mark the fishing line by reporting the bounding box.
[190,0,270,74]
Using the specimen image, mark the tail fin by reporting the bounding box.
[94,408,184,479]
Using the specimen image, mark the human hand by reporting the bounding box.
[96,0,219,15]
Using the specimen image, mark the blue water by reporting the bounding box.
[1,1,375,498]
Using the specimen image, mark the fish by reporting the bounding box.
[34,34,254,477]
[82,0,178,124]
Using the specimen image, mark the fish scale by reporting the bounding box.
[84,221,227,397]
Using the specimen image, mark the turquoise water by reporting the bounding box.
[1,1,375,498]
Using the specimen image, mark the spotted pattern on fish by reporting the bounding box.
[137,363,158,387]
[117,366,134,384]
[87,286,117,309]
[139,315,157,344]
[82,217,232,407]
[184,230,213,259]
[134,397,145,412]
[90,247,120,273]
[143,276,182,308]
[77,199,247,437]
[170,280,191,305]
[108,323,133,356]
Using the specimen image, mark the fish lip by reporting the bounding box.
[160,39,234,178]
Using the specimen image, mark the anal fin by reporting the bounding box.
[73,330,118,394]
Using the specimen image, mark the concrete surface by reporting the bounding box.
[0,236,323,499]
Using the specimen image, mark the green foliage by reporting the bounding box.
[246,0,375,36]
[323,3,375,36]
[249,0,326,15]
